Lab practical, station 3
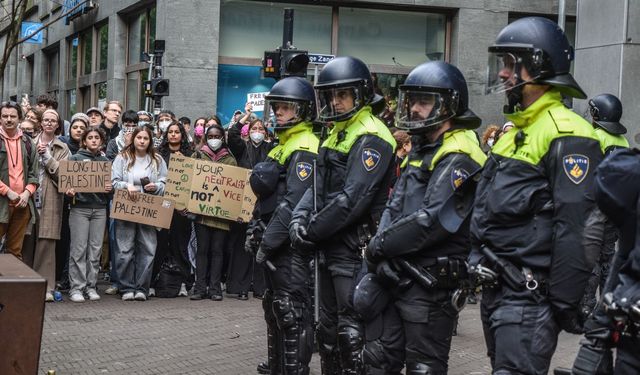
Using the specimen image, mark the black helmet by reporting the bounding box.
[315,56,375,122]
[589,94,627,135]
[263,77,316,130]
[486,17,586,100]
[396,61,481,132]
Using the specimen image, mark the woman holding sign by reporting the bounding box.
[111,127,167,301]
[66,127,113,302]
[189,123,237,301]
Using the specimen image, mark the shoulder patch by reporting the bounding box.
[451,168,470,189]
[562,154,589,184]
[296,162,312,181]
[362,148,381,172]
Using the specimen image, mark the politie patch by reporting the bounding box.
[451,168,470,189]
[562,154,589,184]
[362,148,381,172]
[296,162,312,181]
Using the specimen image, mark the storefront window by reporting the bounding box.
[338,8,446,66]
[220,0,332,58]
[216,64,275,125]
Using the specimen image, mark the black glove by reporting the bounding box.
[571,328,614,375]
[556,309,585,334]
[289,220,315,251]
[376,260,401,288]
[365,235,384,269]
[255,246,268,264]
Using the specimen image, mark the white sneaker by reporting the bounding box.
[105,286,119,295]
[178,283,188,297]
[148,288,156,297]
[70,292,85,303]
[121,292,135,301]
[45,291,54,302]
[134,292,147,301]
[86,290,101,301]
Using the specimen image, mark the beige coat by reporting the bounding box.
[35,135,70,240]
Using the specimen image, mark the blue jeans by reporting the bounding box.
[114,220,157,295]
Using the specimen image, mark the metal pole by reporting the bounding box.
[282,8,294,49]
[558,0,566,30]
[144,54,155,113]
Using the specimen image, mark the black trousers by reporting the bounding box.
[194,223,227,296]
[226,222,252,294]
[152,212,191,285]
[614,334,640,374]
[480,285,560,375]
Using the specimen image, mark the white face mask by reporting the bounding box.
[207,138,223,151]
[138,121,149,128]
[487,138,495,148]
[158,120,171,132]
[250,132,265,143]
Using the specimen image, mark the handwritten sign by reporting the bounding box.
[187,159,255,222]
[247,92,268,112]
[164,154,194,210]
[110,189,175,229]
[58,160,111,193]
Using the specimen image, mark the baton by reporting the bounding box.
[313,158,320,326]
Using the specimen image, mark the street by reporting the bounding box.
[39,282,581,374]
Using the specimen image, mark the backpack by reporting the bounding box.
[153,257,185,298]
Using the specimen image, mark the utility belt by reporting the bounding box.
[394,257,469,291]
[474,245,547,295]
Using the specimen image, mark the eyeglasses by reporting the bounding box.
[42,118,57,124]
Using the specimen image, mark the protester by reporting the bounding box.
[193,117,206,149]
[481,124,500,150]
[33,109,70,302]
[111,126,167,301]
[106,110,138,160]
[86,107,104,127]
[24,108,42,136]
[391,130,411,188]
[19,119,36,138]
[155,110,175,148]
[0,101,38,262]
[189,124,237,301]
[101,101,123,147]
[66,127,113,302]
[152,121,193,297]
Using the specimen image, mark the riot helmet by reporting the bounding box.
[314,56,375,122]
[588,94,627,135]
[396,61,481,133]
[486,17,586,112]
[263,77,316,130]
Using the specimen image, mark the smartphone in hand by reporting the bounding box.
[140,177,151,191]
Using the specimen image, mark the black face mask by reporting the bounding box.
[23,131,33,138]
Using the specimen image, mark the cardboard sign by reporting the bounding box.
[110,189,175,229]
[164,154,195,210]
[58,160,112,193]
[187,159,255,222]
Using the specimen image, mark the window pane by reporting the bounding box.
[149,7,156,51]
[98,24,108,70]
[68,89,77,115]
[82,30,92,75]
[47,50,59,88]
[126,71,140,110]
[70,37,78,79]
[338,8,446,66]
[220,0,332,58]
[97,82,107,109]
[128,14,143,64]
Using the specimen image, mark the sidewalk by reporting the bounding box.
[39,288,580,374]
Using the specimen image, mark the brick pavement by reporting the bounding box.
[39,285,581,375]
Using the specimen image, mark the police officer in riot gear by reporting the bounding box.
[580,93,630,320]
[289,56,396,374]
[363,61,486,374]
[249,77,320,375]
[470,17,603,374]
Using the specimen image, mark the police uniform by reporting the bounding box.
[291,105,396,374]
[253,122,319,375]
[470,89,603,374]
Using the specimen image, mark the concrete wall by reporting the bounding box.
[574,0,640,146]
[2,0,576,127]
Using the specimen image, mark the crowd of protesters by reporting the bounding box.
[0,93,276,303]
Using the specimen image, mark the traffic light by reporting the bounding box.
[262,48,309,80]
[151,78,170,96]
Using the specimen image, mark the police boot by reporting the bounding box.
[406,362,444,375]
[318,343,341,375]
[274,294,312,375]
[261,291,281,375]
[337,325,364,375]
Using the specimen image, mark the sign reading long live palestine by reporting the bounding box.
[187,159,255,223]
[110,189,175,229]
[57,160,112,193]
[164,154,194,210]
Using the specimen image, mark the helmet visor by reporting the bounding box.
[263,99,304,128]
[486,52,522,95]
[315,86,361,122]
[395,90,451,130]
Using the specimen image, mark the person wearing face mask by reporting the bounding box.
[481,124,500,151]
[106,110,139,161]
[189,124,237,301]
[192,117,207,150]
[137,110,153,129]
[155,110,175,149]
[228,104,275,170]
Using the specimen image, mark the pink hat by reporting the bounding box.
[241,124,249,137]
